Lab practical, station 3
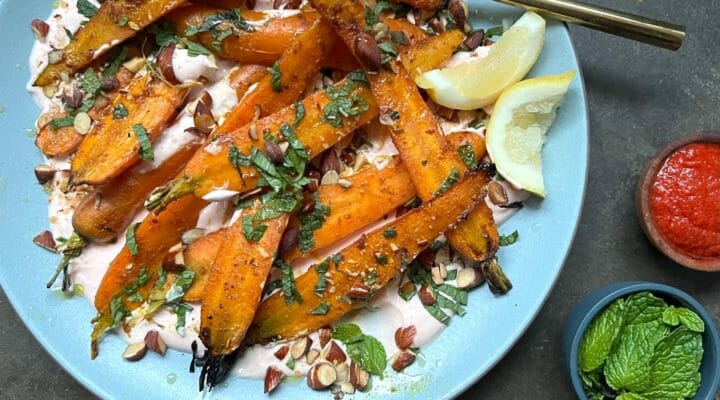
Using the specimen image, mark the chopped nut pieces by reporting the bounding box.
[334,362,349,382]
[464,30,485,50]
[34,164,56,184]
[349,362,369,390]
[320,150,342,175]
[193,101,216,134]
[274,345,289,360]
[448,0,468,29]
[325,341,347,364]
[354,33,382,71]
[31,19,49,40]
[318,326,332,348]
[144,330,167,355]
[279,227,298,257]
[264,366,284,393]
[291,336,313,360]
[33,230,56,252]
[487,181,509,205]
[306,348,320,364]
[122,342,148,361]
[307,362,337,390]
[156,46,178,84]
[347,283,371,299]
[320,170,340,185]
[264,140,286,164]
[419,284,436,305]
[391,350,416,372]
[394,325,417,350]
[73,112,92,135]
[456,268,485,290]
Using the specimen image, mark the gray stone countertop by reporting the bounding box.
[1,0,719,398]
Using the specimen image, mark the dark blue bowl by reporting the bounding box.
[562,281,720,399]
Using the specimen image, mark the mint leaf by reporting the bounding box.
[675,307,705,333]
[662,306,680,326]
[621,292,667,329]
[640,327,703,399]
[604,322,670,392]
[333,323,387,375]
[662,306,704,333]
[346,335,387,376]
[616,394,647,400]
[332,323,364,344]
[578,298,625,372]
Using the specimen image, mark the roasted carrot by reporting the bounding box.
[167,6,321,66]
[90,195,207,357]
[400,29,465,80]
[246,171,488,343]
[228,64,267,100]
[384,17,428,44]
[145,75,378,212]
[35,109,86,157]
[192,0,247,8]
[71,73,188,185]
[199,209,288,356]
[214,17,337,135]
[446,131,486,161]
[146,18,452,212]
[35,68,136,157]
[34,0,186,86]
[182,228,225,301]
[311,0,499,261]
[285,158,416,260]
[177,158,417,300]
[72,142,200,243]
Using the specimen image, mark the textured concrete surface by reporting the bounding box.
[2,0,720,399]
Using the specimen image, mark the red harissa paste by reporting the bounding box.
[649,142,720,259]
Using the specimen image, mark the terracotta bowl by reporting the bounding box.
[635,132,720,271]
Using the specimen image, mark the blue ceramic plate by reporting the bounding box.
[0,2,588,399]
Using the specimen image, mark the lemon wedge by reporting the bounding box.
[416,11,546,110]
[485,71,576,197]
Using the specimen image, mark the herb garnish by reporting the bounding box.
[332,323,387,375]
[109,296,127,327]
[314,259,331,296]
[485,26,504,37]
[125,222,140,256]
[298,193,330,252]
[132,124,154,161]
[174,302,193,335]
[457,143,477,168]
[277,259,302,305]
[383,227,397,239]
[76,0,98,19]
[242,214,268,242]
[267,61,282,92]
[113,103,128,119]
[309,302,329,315]
[151,21,212,57]
[184,9,254,51]
[293,101,305,126]
[364,0,409,26]
[49,115,75,130]
[433,167,461,197]
[403,259,469,325]
[499,230,519,246]
[321,71,370,127]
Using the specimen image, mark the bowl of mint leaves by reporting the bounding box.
[562,281,720,400]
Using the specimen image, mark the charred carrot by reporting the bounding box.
[166,6,321,66]
[311,0,500,261]
[72,142,200,243]
[34,0,186,86]
[90,195,207,357]
[246,171,488,343]
[199,208,288,357]
[400,29,465,80]
[145,74,378,212]
[214,17,337,135]
[182,228,225,302]
[71,72,188,185]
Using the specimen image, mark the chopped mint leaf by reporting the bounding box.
[113,103,128,119]
[433,167,461,197]
[309,302,329,315]
[132,124,154,161]
[499,230,519,246]
[125,222,140,256]
[76,0,98,19]
[267,61,282,92]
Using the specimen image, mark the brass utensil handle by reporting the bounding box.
[494,0,686,50]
